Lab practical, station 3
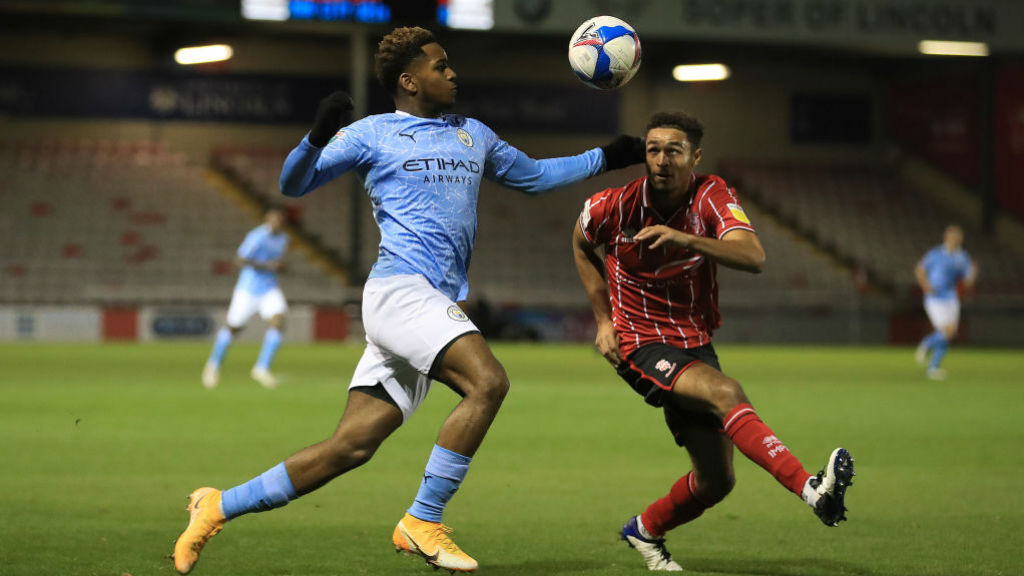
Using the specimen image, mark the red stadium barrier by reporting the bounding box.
[103,307,138,341]
[314,307,349,341]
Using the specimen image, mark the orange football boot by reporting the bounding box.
[392,512,478,573]
[171,487,226,574]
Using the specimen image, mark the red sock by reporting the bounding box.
[640,473,710,537]
[722,403,811,495]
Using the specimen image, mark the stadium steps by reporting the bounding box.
[713,199,862,306]
[721,163,894,296]
[0,138,344,305]
[895,151,1024,259]
[204,162,352,286]
[721,159,1024,302]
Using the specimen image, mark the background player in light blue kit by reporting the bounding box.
[202,206,289,389]
[914,224,977,380]
[173,26,645,574]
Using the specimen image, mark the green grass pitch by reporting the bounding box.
[1,342,1021,576]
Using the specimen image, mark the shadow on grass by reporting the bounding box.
[435,556,874,576]
[683,556,874,576]
[480,559,608,574]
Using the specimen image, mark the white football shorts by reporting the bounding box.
[225,287,288,327]
[349,274,479,421]
[924,297,960,330]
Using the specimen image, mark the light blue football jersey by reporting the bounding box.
[281,112,604,301]
[235,224,289,296]
[921,245,972,301]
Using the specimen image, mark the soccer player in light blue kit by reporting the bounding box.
[202,206,290,389]
[173,26,645,574]
[914,224,977,380]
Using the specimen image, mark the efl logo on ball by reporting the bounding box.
[568,15,642,90]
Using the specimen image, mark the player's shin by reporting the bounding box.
[407,444,472,522]
[209,327,233,366]
[220,462,298,519]
[929,335,949,370]
[640,472,710,537]
[722,403,811,496]
[256,327,283,370]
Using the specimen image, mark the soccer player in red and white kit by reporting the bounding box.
[572,111,856,571]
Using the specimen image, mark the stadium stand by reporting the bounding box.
[471,180,860,307]
[715,201,859,305]
[19,138,1010,315]
[210,148,861,306]
[0,139,345,305]
[214,148,861,306]
[213,147,381,275]
[722,161,1024,301]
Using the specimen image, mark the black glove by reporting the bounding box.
[308,91,354,147]
[600,135,645,171]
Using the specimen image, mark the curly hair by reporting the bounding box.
[646,111,705,149]
[374,27,437,95]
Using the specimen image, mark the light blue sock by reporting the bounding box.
[208,327,233,367]
[407,445,472,523]
[220,462,297,520]
[922,331,943,351]
[929,335,949,370]
[255,328,283,371]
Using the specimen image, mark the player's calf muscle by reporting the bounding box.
[692,472,735,503]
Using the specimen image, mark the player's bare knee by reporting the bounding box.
[345,445,376,468]
[482,369,510,406]
[324,437,377,469]
[711,378,748,416]
[270,316,286,332]
[468,365,509,406]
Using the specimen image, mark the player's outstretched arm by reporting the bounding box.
[496,148,604,194]
[494,135,643,194]
[280,91,357,198]
[572,224,621,366]
[635,226,766,274]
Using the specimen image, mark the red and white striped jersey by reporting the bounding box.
[578,174,755,357]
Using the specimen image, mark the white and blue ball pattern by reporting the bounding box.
[568,15,641,90]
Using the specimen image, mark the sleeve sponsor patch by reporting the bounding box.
[727,203,750,225]
[580,198,592,229]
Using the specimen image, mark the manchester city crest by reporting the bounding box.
[456,128,473,148]
[447,305,469,322]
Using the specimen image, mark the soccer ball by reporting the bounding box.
[568,15,641,90]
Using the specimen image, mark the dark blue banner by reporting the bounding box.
[0,66,619,132]
[0,67,341,124]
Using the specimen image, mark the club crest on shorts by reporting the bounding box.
[655,358,677,377]
[456,128,473,148]
[447,305,469,322]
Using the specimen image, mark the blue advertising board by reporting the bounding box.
[0,66,619,133]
